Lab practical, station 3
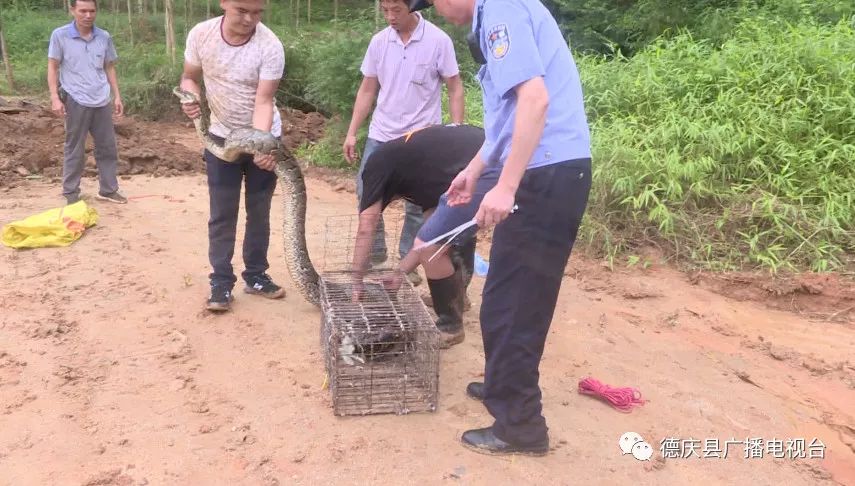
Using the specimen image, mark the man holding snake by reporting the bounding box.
[179,0,286,312]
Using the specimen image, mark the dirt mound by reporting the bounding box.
[562,252,855,323]
[281,107,326,152]
[0,101,202,186]
[689,270,855,322]
[0,99,328,188]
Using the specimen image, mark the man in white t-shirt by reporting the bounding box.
[342,0,464,285]
[179,0,286,312]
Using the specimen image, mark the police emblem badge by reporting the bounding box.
[486,23,510,60]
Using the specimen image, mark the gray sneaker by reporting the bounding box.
[96,191,128,204]
[65,193,81,205]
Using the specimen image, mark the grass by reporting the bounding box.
[0,2,373,115]
[577,17,855,272]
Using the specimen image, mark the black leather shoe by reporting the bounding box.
[466,382,484,401]
[461,427,549,456]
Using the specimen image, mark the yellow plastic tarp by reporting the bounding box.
[1,200,99,249]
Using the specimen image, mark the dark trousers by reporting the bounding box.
[480,159,592,446]
[62,96,119,198]
[204,137,278,289]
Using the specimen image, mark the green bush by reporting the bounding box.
[295,115,352,169]
[117,42,184,117]
[541,0,854,55]
[301,18,374,115]
[578,17,855,271]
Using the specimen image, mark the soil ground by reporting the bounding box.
[0,100,853,486]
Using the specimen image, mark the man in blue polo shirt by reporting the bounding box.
[47,0,126,205]
[411,0,593,456]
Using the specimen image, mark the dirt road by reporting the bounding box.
[0,122,853,485]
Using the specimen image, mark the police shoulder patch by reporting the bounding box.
[486,23,510,60]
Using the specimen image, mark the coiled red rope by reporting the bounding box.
[578,377,646,412]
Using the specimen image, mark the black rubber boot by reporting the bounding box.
[453,235,476,289]
[449,235,476,311]
[426,268,465,349]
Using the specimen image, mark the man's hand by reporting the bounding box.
[179,64,204,120]
[51,96,66,117]
[254,153,276,172]
[343,134,358,164]
[446,169,478,207]
[180,98,201,119]
[114,96,124,117]
[380,271,404,294]
[344,76,379,164]
[475,184,516,228]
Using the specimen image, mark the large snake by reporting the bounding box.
[172,87,320,306]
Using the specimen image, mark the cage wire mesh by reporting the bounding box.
[318,210,440,416]
[320,202,411,272]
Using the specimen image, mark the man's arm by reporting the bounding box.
[497,76,548,195]
[343,76,380,163]
[352,202,382,276]
[104,61,123,116]
[179,62,203,92]
[476,76,548,227]
[247,78,282,171]
[436,33,463,125]
[444,74,464,124]
[395,207,436,276]
[350,201,383,301]
[178,62,203,119]
[47,58,64,116]
[252,78,280,133]
[248,78,282,171]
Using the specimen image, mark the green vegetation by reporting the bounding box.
[1,8,183,114]
[1,0,853,272]
[542,0,853,55]
[579,18,855,272]
[0,1,374,115]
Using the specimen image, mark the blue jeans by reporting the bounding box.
[356,137,424,261]
[205,137,277,289]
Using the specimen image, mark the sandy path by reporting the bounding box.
[0,167,853,485]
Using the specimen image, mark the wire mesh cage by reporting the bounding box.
[320,202,410,273]
[319,268,440,416]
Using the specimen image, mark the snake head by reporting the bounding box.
[172,86,200,105]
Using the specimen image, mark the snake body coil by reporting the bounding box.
[173,87,320,306]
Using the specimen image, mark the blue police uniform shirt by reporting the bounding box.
[473,0,591,169]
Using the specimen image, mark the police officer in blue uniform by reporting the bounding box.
[410,0,593,455]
